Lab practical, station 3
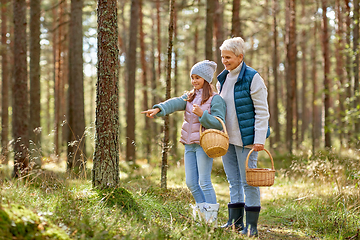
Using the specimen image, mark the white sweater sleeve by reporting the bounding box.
[250,73,270,145]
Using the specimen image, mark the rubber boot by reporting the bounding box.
[190,202,206,222]
[220,202,245,230]
[204,203,220,227]
[241,206,261,237]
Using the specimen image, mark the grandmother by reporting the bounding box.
[216,37,270,237]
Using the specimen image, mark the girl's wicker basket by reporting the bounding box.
[199,116,229,158]
[245,148,275,187]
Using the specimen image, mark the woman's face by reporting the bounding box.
[191,74,205,90]
[221,50,243,71]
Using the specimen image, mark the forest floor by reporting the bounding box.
[1,148,359,239]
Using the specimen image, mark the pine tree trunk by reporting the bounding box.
[93,0,120,189]
[1,0,9,164]
[321,0,332,148]
[214,0,224,76]
[344,0,352,146]
[126,0,139,162]
[335,0,345,147]
[161,0,175,189]
[205,0,214,60]
[13,0,29,177]
[312,19,319,154]
[300,0,307,144]
[353,0,360,142]
[285,0,297,154]
[67,0,86,174]
[272,0,280,144]
[29,0,42,168]
[231,0,241,37]
[139,0,151,162]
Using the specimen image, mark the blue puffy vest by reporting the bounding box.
[217,62,270,146]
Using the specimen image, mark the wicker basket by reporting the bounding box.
[245,148,275,187]
[199,116,229,158]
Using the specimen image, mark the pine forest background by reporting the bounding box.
[0,0,360,176]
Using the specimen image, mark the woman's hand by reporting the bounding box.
[141,108,160,118]
[252,144,264,151]
[192,104,203,117]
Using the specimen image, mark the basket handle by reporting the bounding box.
[199,116,228,135]
[245,148,275,171]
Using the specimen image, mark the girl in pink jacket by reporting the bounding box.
[142,60,226,226]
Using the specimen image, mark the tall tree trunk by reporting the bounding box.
[156,0,161,78]
[231,0,241,37]
[13,0,29,177]
[214,0,224,76]
[321,0,331,148]
[285,0,297,154]
[67,0,86,174]
[139,0,150,162]
[353,0,360,142]
[161,0,175,189]
[29,0,42,168]
[93,0,119,188]
[1,0,9,164]
[300,0,307,144]
[151,10,158,157]
[312,18,319,154]
[205,0,214,60]
[344,0,352,146]
[53,0,63,158]
[170,6,178,160]
[335,0,345,147]
[126,0,139,162]
[272,0,280,144]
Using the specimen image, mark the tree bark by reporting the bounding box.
[29,0,42,168]
[312,18,319,154]
[93,0,120,189]
[231,0,241,37]
[321,0,332,148]
[1,0,9,164]
[161,0,175,189]
[126,0,139,162]
[139,0,151,162]
[67,0,86,174]
[272,0,280,144]
[353,0,360,142]
[205,0,214,60]
[285,0,297,154]
[214,0,224,75]
[335,0,345,147]
[13,0,29,177]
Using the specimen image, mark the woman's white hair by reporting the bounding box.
[219,37,245,57]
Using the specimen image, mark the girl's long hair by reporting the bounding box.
[186,81,215,105]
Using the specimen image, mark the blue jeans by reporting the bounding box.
[222,144,260,206]
[184,144,217,204]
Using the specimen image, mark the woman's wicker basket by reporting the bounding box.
[245,148,275,187]
[199,116,229,158]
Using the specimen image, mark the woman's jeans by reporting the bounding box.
[184,144,217,204]
[222,144,260,206]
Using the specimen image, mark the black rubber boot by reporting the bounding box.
[241,206,261,237]
[220,203,244,230]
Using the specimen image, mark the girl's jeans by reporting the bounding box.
[184,144,217,204]
[222,144,261,206]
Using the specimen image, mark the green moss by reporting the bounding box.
[0,204,70,240]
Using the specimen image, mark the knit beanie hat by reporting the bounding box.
[190,60,217,83]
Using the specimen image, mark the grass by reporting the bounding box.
[0,148,359,239]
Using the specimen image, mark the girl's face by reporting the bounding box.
[191,74,205,90]
[221,50,243,71]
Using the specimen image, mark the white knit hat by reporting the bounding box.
[190,60,217,83]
